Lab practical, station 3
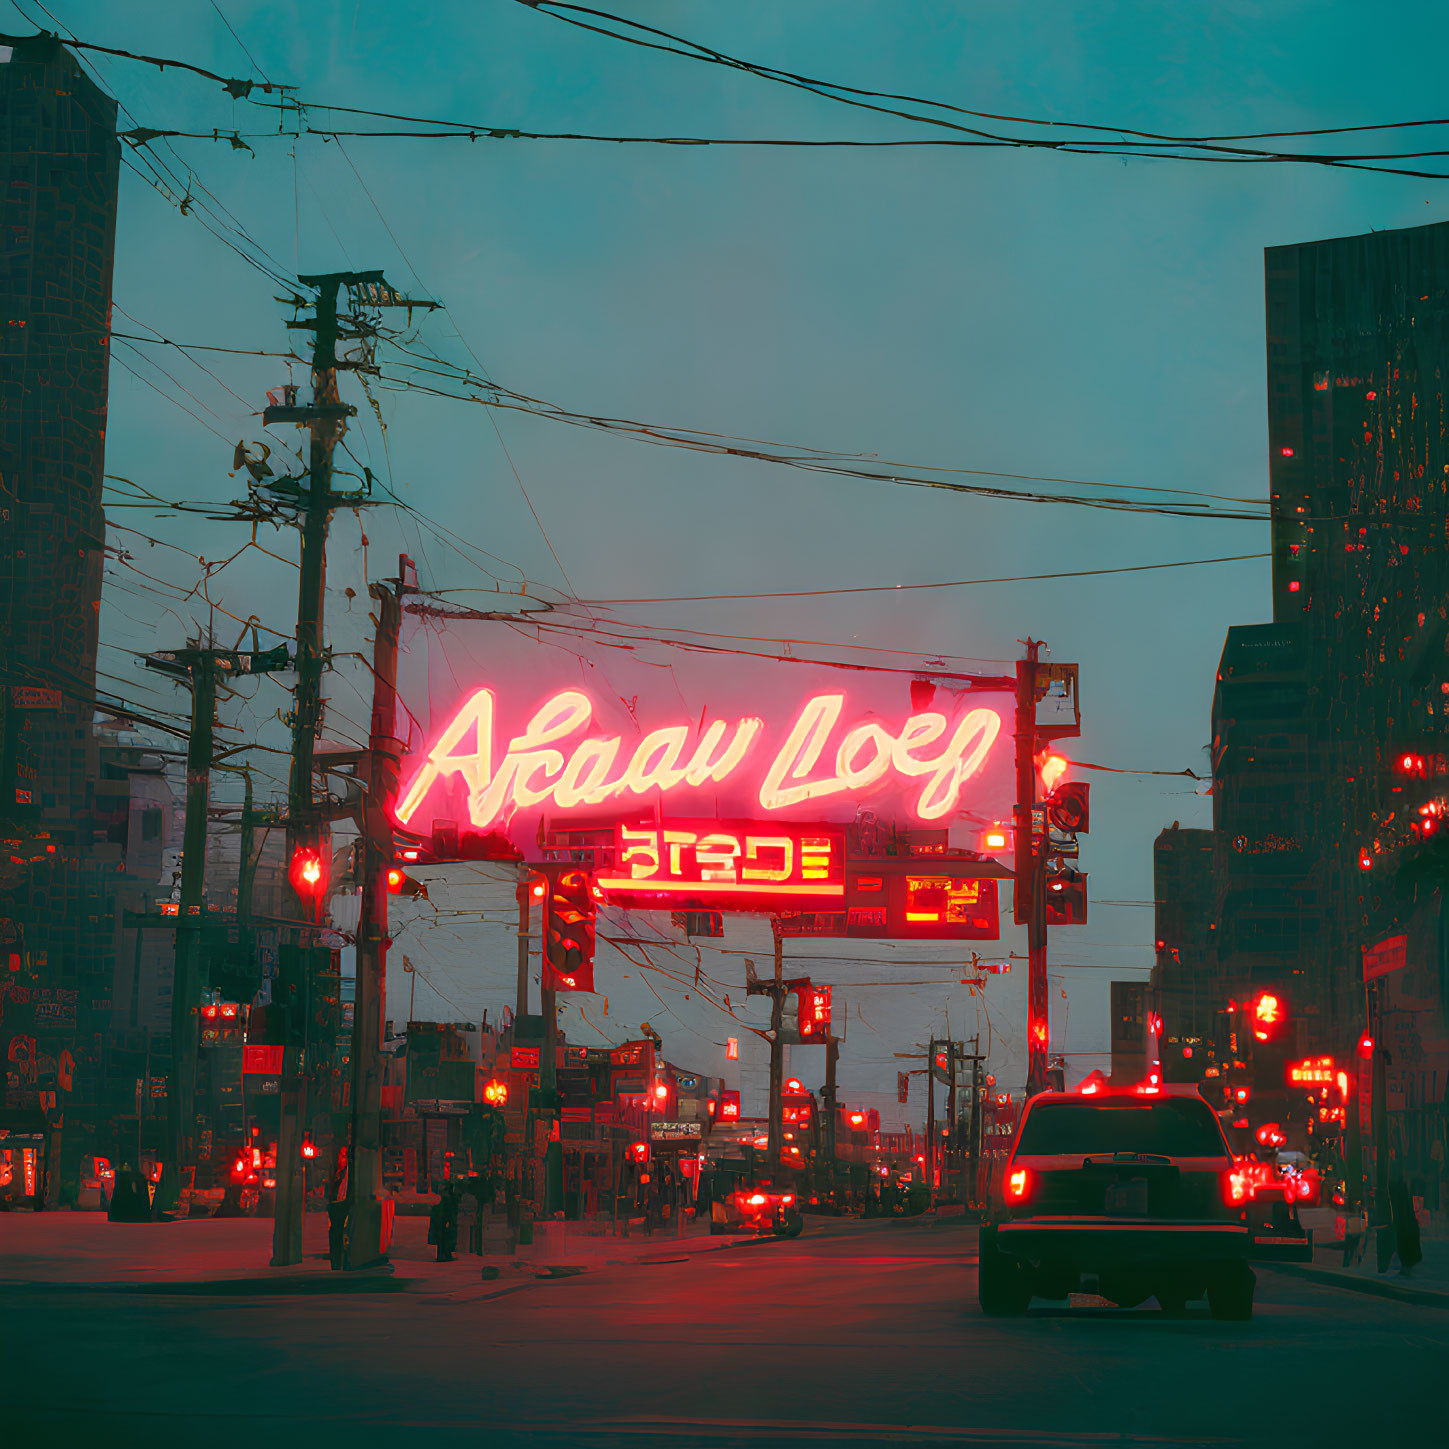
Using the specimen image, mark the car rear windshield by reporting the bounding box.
[1016,1097,1227,1158]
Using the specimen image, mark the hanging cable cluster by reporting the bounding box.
[25,12,1449,179]
[372,339,1268,523]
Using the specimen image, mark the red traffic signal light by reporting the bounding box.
[1044,870,1088,925]
[1045,781,1090,834]
[1358,1030,1374,1059]
[386,867,427,899]
[288,846,327,900]
[544,868,598,991]
[1251,991,1285,1042]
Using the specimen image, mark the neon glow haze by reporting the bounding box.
[396,686,1006,830]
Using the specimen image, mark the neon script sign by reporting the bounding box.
[396,688,1003,829]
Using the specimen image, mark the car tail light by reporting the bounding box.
[1005,1167,1030,1201]
[782,1194,794,1205]
[1223,1169,1249,1206]
[748,1193,766,1206]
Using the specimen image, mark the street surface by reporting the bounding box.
[3,1215,1443,1448]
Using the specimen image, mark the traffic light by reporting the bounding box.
[1046,781,1090,834]
[1251,991,1286,1043]
[1393,751,1429,779]
[386,866,428,899]
[544,868,603,992]
[199,1000,244,1045]
[1044,869,1088,924]
[288,844,328,902]
[274,945,334,1053]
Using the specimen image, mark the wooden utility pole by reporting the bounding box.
[342,557,411,1269]
[822,1034,840,1167]
[148,647,216,1213]
[1016,641,1049,1098]
[264,269,435,1267]
[767,931,784,1167]
[744,930,789,1170]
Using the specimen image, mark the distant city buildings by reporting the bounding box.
[1153,218,1449,1177]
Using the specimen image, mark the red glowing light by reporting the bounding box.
[1358,1031,1374,1059]
[848,1112,865,1127]
[725,1037,739,1061]
[386,867,405,893]
[597,821,845,905]
[288,846,327,898]
[1289,581,1301,593]
[483,1079,509,1106]
[1255,1122,1286,1148]
[748,1193,767,1206]
[654,1083,668,1102]
[300,1135,318,1160]
[1359,848,1373,871]
[1006,1168,1029,1200]
[981,827,1009,851]
[1029,1018,1048,1048]
[1223,1170,1249,1206]
[1280,446,1295,457]
[396,687,1004,830]
[1039,755,1069,793]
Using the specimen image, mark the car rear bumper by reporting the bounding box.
[995,1217,1250,1269]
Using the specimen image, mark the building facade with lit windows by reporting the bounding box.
[1202,220,1449,1179]
[1152,221,1449,1186]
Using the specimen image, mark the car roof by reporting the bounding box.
[1029,1084,1209,1104]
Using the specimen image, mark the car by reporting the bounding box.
[711,1184,804,1237]
[979,1084,1256,1320]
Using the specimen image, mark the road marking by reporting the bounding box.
[514,1415,1242,1446]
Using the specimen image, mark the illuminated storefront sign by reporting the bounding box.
[597,821,844,905]
[1287,1056,1336,1087]
[776,868,1001,940]
[396,687,1003,830]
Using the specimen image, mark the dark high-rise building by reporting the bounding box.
[1263,221,1449,1055]
[1150,822,1216,1038]
[0,35,116,831]
[1208,622,1323,1019]
[1153,220,1449,1185]
[0,36,123,1155]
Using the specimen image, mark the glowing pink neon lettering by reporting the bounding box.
[394,688,1001,829]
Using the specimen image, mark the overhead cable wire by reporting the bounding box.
[508,2,1449,180]
[374,359,1268,524]
[379,342,1264,510]
[569,552,1271,605]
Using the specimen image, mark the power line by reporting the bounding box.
[567,553,1270,605]
[19,24,1449,177]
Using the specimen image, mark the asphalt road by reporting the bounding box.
[3,1216,1444,1448]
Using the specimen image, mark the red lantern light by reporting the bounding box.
[288,846,327,899]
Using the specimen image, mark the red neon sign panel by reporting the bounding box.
[396,688,1003,830]
[597,821,844,906]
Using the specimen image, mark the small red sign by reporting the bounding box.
[1362,934,1408,981]
[511,1045,541,1070]
[242,1044,283,1076]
